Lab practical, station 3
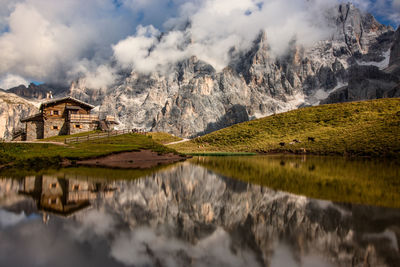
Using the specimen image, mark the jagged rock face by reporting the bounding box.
[324,26,400,104]
[335,3,391,59]
[322,65,399,103]
[64,4,394,137]
[0,91,38,140]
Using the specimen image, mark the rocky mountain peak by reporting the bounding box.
[6,83,67,100]
[177,56,216,83]
[335,2,391,56]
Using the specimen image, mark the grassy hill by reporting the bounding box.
[170,98,400,157]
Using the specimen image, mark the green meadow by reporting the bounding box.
[0,133,178,169]
[170,98,400,157]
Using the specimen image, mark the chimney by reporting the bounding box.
[46,91,53,99]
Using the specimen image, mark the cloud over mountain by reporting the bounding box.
[0,0,397,88]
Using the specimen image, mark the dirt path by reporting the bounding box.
[165,139,190,145]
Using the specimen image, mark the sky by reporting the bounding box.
[0,0,398,89]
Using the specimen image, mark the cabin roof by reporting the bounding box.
[20,113,43,122]
[39,97,95,110]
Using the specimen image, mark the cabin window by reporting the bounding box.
[74,124,82,129]
[53,110,59,115]
[49,198,57,205]
[50,183,57,189]
[73,184,80,191]
[52,125,59,130]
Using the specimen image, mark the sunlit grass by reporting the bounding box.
[145,132,183,144]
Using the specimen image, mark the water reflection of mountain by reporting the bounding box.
[0,162,399,267]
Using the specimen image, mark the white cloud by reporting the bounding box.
[112,0,339,73]
[0,0,138,85]
[66,208,116,240]
[0,73,29,89]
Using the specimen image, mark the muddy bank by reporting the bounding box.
[74,150,188,169]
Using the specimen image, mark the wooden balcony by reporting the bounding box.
[69,114,99,122]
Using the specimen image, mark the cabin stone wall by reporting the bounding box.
[68,122,98,135]
[26,120,44,141]
[43,119,67,138]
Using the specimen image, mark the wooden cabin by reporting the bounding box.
[20,97,116,141]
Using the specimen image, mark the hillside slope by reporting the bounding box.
[170,98,400,157]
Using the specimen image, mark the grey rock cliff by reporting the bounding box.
[324,26,400,104]
[0,91,38,140]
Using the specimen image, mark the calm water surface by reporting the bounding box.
[0,156,399,267]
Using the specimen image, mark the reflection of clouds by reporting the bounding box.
[0,209,26,228]
[111,227,260,267]
[271,243,334,267]
[0,217,123,267]
[65,207,117,241]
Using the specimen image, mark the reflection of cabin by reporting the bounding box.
[20,97,117,141]
[19,175,115,216]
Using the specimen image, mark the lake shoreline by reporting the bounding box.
[70,150,189,169]
[0,149,190,172]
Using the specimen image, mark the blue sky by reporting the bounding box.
[365,0,400,29]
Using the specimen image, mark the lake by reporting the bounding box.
[0,155,399,267]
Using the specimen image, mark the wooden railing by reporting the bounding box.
[69,114,116,122]
[64,129,145,144]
